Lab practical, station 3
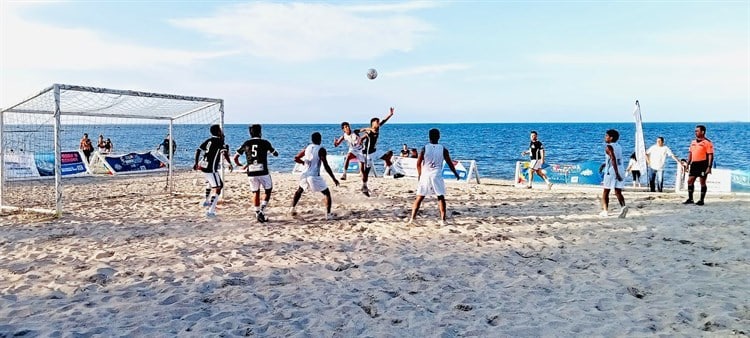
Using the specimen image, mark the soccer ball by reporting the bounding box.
[367,68,378,80]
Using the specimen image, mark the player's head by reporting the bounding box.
[630,152,637,160]
[370,117,380,129]
[530,130,538,141]
[311,132,322,145]
[695,125,706,137]
[210,124,222,137]
[429,128,440,143]
[657,136,664,145]
[249,124,262,138]
[340,122,351,133]
[605,129,619,142]
[83,133,88,138]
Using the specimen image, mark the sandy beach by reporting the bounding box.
[1,171,749,336]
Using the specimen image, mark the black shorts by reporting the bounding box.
[631,170,641,181]
[689,160,709,178]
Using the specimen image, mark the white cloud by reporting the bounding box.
[531,52,747,69]
[0,3,236,71]
[387,63,472,78]
[168,2,434,62]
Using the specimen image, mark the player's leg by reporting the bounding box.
[408,195,425,224]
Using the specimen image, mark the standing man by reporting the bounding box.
[333,122,364,181]
[233,124,279,223]
[194,124,233,217]
[355,107,395,196]
[79,133,94,162]
[407,128,460,226]
[683,125,714,205]
[600,129,628,218]
[157,134,177,160]
[646,136,680,192]
[290,132,340,220]
[520,130,553,189]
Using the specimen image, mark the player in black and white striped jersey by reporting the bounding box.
[194,124,233,217]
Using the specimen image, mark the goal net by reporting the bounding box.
[1,84,223,216]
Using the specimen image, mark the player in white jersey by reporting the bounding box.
[406,128,460,226]
[290,132,340,220]
[600,129,628,218]
[333,121,365,180]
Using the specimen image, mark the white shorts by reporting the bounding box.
[204,172,223,188]
[602,170,625,190]
[530,160,543,170]
[248,175,273,192]
[348,150,366,163]
[416,173,446,196]
[363,149,387,168]
[299,175,328,192]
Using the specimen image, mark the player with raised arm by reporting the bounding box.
[194,124,233,217]
[290,132,340,220]
[407,128,460,226]
[354,107,396,196]
[233,124,279,223]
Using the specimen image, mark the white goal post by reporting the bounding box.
[1,84,224,216]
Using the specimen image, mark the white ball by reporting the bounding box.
[367,68,378,80]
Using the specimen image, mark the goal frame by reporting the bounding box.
[0,84,224,216]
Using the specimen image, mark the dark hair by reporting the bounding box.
[630,152,637,159]
[311,132,322,145]
[657,136,664,142]
[429,128,440,142]
[696,125,706,133]
[83,133,88,137]
[530,130,538,135]
[341,122,350,129]
[210,124,222,137]
[249,124,262,138]
[370,117,379,125]
[606,129,620,142]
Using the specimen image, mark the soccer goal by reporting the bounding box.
[0,84,223,216]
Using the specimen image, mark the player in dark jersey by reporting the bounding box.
[233,124,279,223]
[520,131,552,189]
[194,124,233,217]
[354,107,395,196]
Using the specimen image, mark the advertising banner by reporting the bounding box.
[102,151,167,175]
[3,152,40,179]
[391,157,480,183]
[34,151,88,177]
[516,160,602,186]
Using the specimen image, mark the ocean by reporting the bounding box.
[55,122,748,187]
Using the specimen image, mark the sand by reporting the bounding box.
[1,171,749,336]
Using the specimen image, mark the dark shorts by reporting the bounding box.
[631,170,641,181]
[689,160,709,178]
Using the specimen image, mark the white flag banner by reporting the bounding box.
[633,100,648,176]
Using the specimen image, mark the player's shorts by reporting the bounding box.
[248,174,273,192]
[363,149,387,168]
[530,160,543,170]
[416,173,446,196]
[347,150,366,163]
[689,160,709,178]
[204,172,223,189]
[299,174,328,192]
[602,169,625,190]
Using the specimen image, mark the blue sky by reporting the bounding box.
[1,1,748,123]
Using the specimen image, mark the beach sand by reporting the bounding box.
[1,171,749,336]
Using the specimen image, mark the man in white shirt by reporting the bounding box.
[646,137,681,192]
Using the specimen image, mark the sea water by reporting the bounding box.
[55,122,748,187]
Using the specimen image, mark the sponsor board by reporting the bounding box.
[391,157,480,183]
[675,167,749,193]
[3,151,88,179]
[515,160,602,186]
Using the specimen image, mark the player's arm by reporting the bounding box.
[416,148,424,179]
[268,142,279,156]
[380,107,395,126]
[221,147,234,172]
[293,148,306,164]
[443,148,460,180]
[320,147,340,186]
[606,145,622,180]
[333,135,344,147]
[706,152,713,174]
[232,152,242,167]
[539,147,545,163]
[193,148,202,170]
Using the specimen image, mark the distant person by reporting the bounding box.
[682,125,714,205]
[355,107,396,195]
[157,134,177,160]
[97,134,106,153]
[646,136,680,192]
[290,132,340,220]
[406,128,460,226]
[79,133,94,161]
[520,130,552,189]
[194,124,233,217]
[410,148,418,158]
[600,129,628,218]
[625,152,642,188]
[103,138,113,154]
[333,121,364,181]
[400,144,410,157]
[233,124,279,223]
